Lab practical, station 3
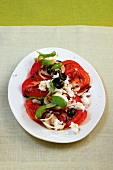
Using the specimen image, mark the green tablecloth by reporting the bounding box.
[0,26,113,169]
[0,0,113,26]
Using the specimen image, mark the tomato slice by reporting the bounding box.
[72,95,82,103]
[26,108,40,122]
[62,60,90,91]
[25,99,40,110]
[30,60,52,80]
[65,110,87,128]
[22,77,48,97]
[25,99,41,122]
[62,60,84,70]
[30,60,42,76]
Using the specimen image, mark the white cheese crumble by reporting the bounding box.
[81,96,90,108]
[63,76,75,97]
[70,122,79,134]
[38,80,50,91]
[69,102,85,111]
[38,81,47,91]
[75,102,85,111]
[45,80,51,89]
[64,84,75,97]
[54,118,65,130]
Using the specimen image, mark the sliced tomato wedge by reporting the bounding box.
[62,60,84,70]
[30,60,52,80]
[26,108,40,122]
[62,60,90,91]
[25,99,40,110]
[22,77,48,97]
[30,60,42,76]
[25,99,41,122]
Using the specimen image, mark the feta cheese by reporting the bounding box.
[63,77,75,97]
[64,84,75,97]
[70,122,79,134]
[46,80,51,89]
[38,80,51,91]
[54,118,65,130]
[69,98,72,101]
[38,81,47,91]
[81,96,90,108]
[75,102,85,111]
[69,101,85,111]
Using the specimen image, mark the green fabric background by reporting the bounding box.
[0,0,113,26]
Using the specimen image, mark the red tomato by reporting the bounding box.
[62,60,84,71]
[72,95,82,103]
[55,112,67,122]
[22,77,48,97]
[65,110,87,128]
[26,108,40,122]
[25,99,40,110]
[30,60,52,80]
[30,60,42,76]
[25,99,41,122]
[62,60,90,91]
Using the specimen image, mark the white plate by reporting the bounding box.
[8,47,106,143]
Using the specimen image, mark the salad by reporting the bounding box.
[22,51,91,133]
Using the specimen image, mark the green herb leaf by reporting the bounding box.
[35,103,56,119]
[35,105,46,118]
[51,63,62,70]
[47,81,55,96]
[51,96,67,108]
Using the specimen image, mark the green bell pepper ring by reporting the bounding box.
[36,51,56,60]
[42,58,53,66]
[51,63,62,70]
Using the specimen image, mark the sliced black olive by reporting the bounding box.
[67,108,76,117]
[47,65,53,74]
[52,78,64,89]
[59,72,67,81]
[53,70,59,75]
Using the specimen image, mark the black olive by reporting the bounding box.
[52,78,64,89]
[59,72,67,81]
[67,108,76,117]
[53,70,59,75]
[47,65,52,74]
